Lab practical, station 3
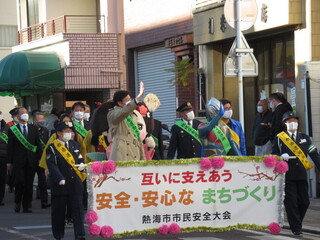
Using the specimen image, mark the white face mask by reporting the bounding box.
[20,113,29,122]
[83,113,90,121]
[62,132,72,142]
[186,111,195,120]
[269,101,275,109]
[223,110,233,119]
[257,106,263,113]
[74,111,84,120]
[285,122,298,131]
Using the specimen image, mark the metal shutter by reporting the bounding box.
[135,44,176,128]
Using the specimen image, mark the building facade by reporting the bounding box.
[193,0,320,196]
[3,0,125,113]
[124,0,201,128]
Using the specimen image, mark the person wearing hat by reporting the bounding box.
[167,101,202,159]
[46,121,86,240]
[272,111,320,236]
[7,107,20,127]
[0,110,9,205]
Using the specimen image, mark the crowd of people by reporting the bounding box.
[0,85,319,238]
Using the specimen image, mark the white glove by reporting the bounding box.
[135,81,144,102]
[281,153,290,161]
[59,180,65,185]
[78,162,85,171]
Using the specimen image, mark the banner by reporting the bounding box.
[86,157,285,238]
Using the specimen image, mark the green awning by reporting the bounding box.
[0,51,65,97]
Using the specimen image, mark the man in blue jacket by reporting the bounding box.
[219,98,247,156]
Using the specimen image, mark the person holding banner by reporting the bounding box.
[7,107,42,213]
[272,111,320,236]
[46,121,86,240]
[167,101,202,159]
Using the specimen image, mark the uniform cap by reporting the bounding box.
[9,107,20,116]
[55,121,71,132]
[176,101,193,112]
[282,111,299,123]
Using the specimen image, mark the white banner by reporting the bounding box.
[87,158,285,237]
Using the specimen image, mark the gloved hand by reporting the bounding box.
[219,102,225,116]
[78,163,85,171]
[59,180,65,185]
[281,153,290,161]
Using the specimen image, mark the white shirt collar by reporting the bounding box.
[183,119,192,126]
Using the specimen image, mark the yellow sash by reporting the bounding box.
[98,135,108,150]
[53,140,87,181]
[277,132,313,170]
[218,120,240,147]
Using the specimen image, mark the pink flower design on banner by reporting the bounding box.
[100,225,114,238]
[168,223,181,235]
[85,210,98,224]
[88,224,101,236]
[268,222,282,234]
[264,156,277,168]
[274,161,289,173]
[200,158,212,171]
[158,225,169,235]
[91,161,103,175]
[211,157,225,169]
[103,160,116,174]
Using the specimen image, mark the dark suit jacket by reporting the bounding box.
[0,120,9,164]
[272,131,320,181]
[270,102,293,140]
[7,123,42,168]
[167,119,202,159]
[46,140,84,196]
[152,119,164,160]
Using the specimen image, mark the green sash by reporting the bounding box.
[175,120,201,144]
[40,139,46,149]
[0,131,8,143]
[73,121,88,138]
[213,126,231,153]
[124,115,140,141]
[10,125,37,152]
[151,134,159,147]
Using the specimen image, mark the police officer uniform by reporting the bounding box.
[167,102,202,159]
[272,111,320,236]
[46,122,86,240]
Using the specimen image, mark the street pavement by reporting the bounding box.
[0,188,319,240]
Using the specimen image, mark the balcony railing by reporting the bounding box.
[18,15,105,45]
[192,0,225,11]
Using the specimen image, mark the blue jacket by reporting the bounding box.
[229,119,247,156]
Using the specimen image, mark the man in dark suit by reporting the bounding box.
[152,118,164,160]
[7,107,42,213]
[269,92,293,141]
[272,111,320,236]
[46,121,86,240]
[167,101,202,159]
[0,111,9,206]
[32,111,50,209]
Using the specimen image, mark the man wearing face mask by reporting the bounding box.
[7,107,20,127]
[71,102,90,140]
[32,112,50,209]
[272,111,320,236]
[167,101,202,159]
[83,104,91,123]
[46,122,86,240]
[219,98,247,156]
[269,92,293,141]
[252,99,273,156]
[0,110,9,206]
[7,107,42,213]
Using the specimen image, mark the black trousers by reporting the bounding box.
[284,180,310,233]
[0,162,6,203]
[51,194,85,239]
[35,166,48,204]
[13,166,35,210]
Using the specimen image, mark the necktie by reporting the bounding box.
[65,142,68,149]
[188,121,191,126]
[291,134,295,141]
[23,125,27,138]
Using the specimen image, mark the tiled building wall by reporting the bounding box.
[311,0,320,61]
